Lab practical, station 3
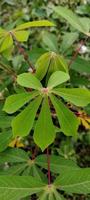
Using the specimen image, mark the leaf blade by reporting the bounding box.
[34,97,55,151]
[47,71,70,89]
[17,73,42,90]
[50,94,79,137]
[53,88,90,107]
[12,96,42,137]
[3,91,39,114]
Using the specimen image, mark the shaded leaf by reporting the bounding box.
[0,131,12,152]
[0,148,29,164]
[0,175,45,200]
[36,155,79,174]
[53,6,90,36]
[55,168,90,194]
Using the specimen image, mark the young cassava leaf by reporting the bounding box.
[34,96,55,151]
[35,52,68,81]
[50,95,79,137]
[12,96,42,137]
[47,71,70,89]
[3,91,39,114]
[17,73,42,90]
[53,88,90,107]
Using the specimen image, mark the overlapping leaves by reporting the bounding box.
[4,70,90,151]
[0,148,90,199]
[0,20,54,53]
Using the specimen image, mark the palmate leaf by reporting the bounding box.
[0,175,45,200]
[47,71,70,89]
[35,52,68,81]
[12,96,42,137]
[0,20,54,53]
[53,88,90,107]
[55,168,90,194]
[34,97,55,151]
[38,189,65,200]
[53,6,90,36]
[3,91,39,114]
[17,73,42,90]
[0,148,47,182]
[50,95,79,137]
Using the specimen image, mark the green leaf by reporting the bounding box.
[12,96,42,137]
[35,52,68,81]
[41,31,58,52]
[60,32,79,53]
[17,73,42,90]
[53,88,90,107]
[3,91,39,114]
[47,71,70,89]
[55,168,90,194]
[36,155,79,174]
[15,20,55,30]
[70,57,90,73]
[13,30,30,42]
[0,34,13,52]
[50,95,79,137]
[53,6,90,36]
[34,97,55,151]
[0,163,27,175]
[0,28,7,38]
[0,131,12,152]
[0,115,12,128]
[0,175,45,200]
[35,52,51,80]
[0,148,29,164]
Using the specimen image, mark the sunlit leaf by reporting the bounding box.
[34,97,55,151]
[12,96,42,137]
[53,88,90,107]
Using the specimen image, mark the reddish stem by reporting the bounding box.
[68,40,84,67]
[47,148,51,185]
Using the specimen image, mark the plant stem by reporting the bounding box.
[68,40,84,67]
[10,32,35,72]
[47,148,51,185]
[32,145,38,160]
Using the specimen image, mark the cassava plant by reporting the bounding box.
[0,5,90,200]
